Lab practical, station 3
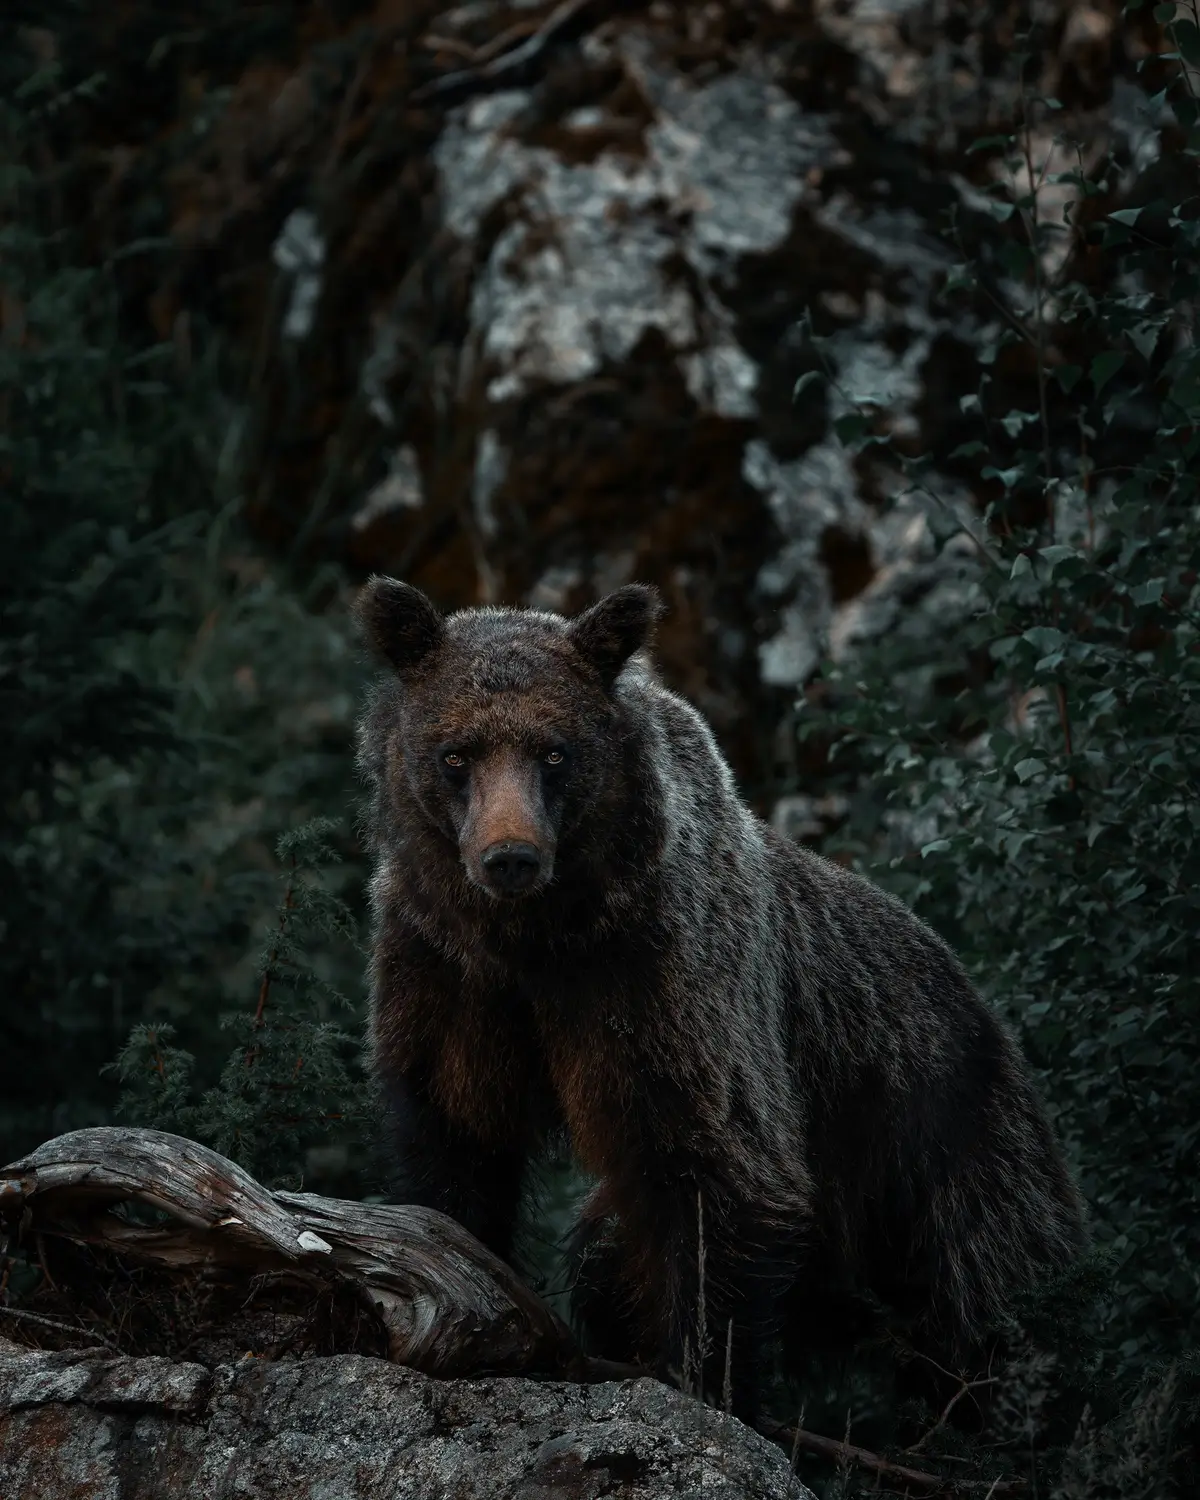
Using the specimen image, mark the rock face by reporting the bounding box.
[55,0,1149,817]
[0,1339,813,1500]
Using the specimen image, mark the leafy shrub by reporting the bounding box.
[796,4,1199,1490]
[0,50,372,1187]
[107,819,368,1187]
[0,68,223,1154]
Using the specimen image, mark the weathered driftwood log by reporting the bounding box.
[0,1126,592,1380]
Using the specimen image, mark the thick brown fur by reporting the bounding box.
[355,578,1087,1422]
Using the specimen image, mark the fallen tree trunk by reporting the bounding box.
[0,1126,590,1380]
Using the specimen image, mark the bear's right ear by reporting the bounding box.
[355,576,445,675]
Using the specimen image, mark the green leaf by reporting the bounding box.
[1091,351,1126,394]
[792,370,823,402]
[981,464,1023,490]
[1108,207,1144,226]
[1174,18,1200,65]
[990,635,1021,661]
[1130,577,1165,606]
[1022,626,1066,652]
[1015,758,1047,782]
[1038,544,1077,573]
[999,409,1037,437]
[1055,364,1083,393]
[966,135,1016,155]
[1129,322,1161,361]
[1010,553,1033,579]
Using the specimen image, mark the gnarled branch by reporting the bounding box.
[0,1127,618,1381]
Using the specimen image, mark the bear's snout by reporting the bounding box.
[458,744,557,898]
[480,840,543,895]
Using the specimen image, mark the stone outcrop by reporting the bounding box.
[0,1340,813,1500]
[66,0,1150,817]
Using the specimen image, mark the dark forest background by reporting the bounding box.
[1,2,1197,1494]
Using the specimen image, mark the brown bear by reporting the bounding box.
[355,577,1087,1423]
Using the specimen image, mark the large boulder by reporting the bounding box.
[0,1340,813,1500]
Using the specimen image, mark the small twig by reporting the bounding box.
[412,0,601,105]
[247,862,298,1064]
[908,1374,999,1455]
[722,1317,733,1415]
[909,479,1004,571]
[1016,71,1054,516]
[35,1232,58,1294]
[839,1407,854,1481]
[695,1189,708,1386]
[763,1417,1022,1493]
[421,12,545,68]
[1055,682,1075,789]
[420,34,478,62]
[319,39,378,188]
[789,1402,806,1474]
[0,1306,119,1353]
[463,17,544,67]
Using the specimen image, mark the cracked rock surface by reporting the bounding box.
[0,1339,813,1500]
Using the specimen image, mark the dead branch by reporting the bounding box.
[761,1418,1023,1495]
[0,1307,117,1353]
[412,0,609,106]
[0,1126,611,1381]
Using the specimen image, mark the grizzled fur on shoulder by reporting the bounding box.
[355,577,1087,1423]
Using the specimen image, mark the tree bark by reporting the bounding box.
[0,1126,583,1379]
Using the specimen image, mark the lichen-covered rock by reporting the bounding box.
[54,0,1138,823]
[0,1340,813,1500]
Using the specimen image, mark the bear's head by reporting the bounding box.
[357,578,663,900]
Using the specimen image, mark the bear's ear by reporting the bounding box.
[568,584,664,687]
[355,576,445,675]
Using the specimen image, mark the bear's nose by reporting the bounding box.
[480,841,543,894]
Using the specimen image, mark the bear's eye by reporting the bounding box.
[543,749,566,767]
[443,751,466,770]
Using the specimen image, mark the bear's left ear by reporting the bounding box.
[568,584,664,687]
[355,576,445,676]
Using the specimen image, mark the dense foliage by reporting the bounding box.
[106,819,368,1188]
[795,5,1199,1490]
[2,4,1197,1495]
[0,52,372,1190]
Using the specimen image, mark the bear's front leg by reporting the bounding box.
[381,1069,527,1263]
[581,1174,784,1427]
